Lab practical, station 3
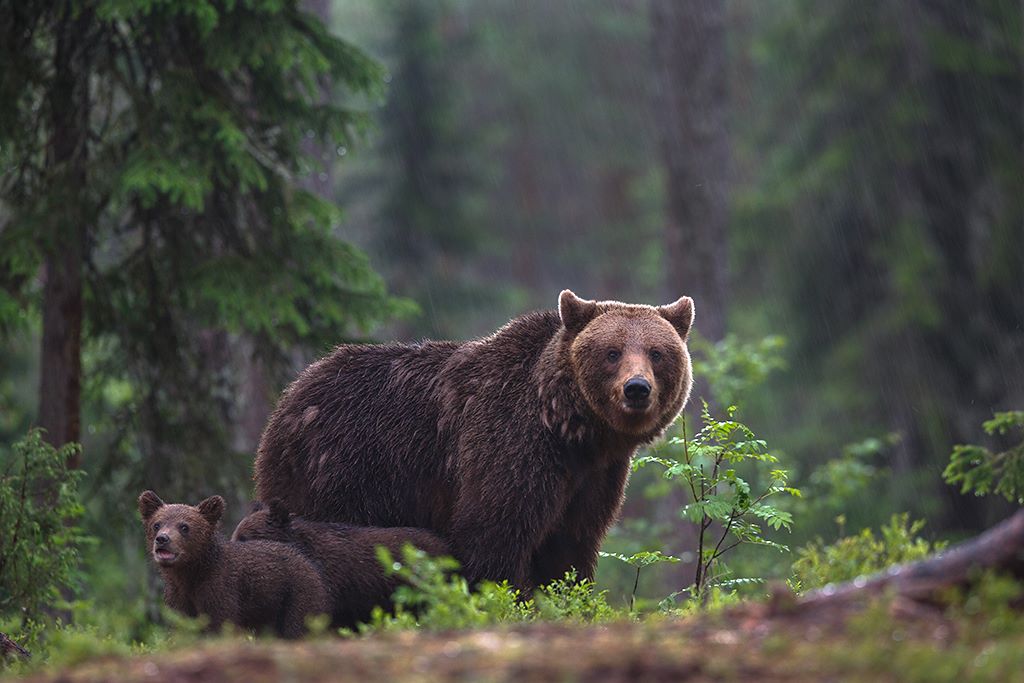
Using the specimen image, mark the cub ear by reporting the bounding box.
[559,290,599,336]
[138,490,165,520]
[658,296,695,338]
[196,495,226,527]
[267,499,291,526]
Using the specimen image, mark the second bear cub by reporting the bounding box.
[139,490,328,638]
[232,499,450,628]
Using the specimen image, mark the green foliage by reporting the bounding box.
[636,403,800,600]
[363,545,532,632]
[790,513,942,592]
[0,0,409,512]
[690,334,786,408]
[0,429,93,621]
[944,411,1024,505]
[598,550,680,612]
[533,570,616,624]
[732,0,1023,536]
[361,545,614,633]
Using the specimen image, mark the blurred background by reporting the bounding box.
[1,0,1022,614]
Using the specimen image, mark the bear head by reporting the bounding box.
[138,490,225,568]
[230,499,293,543]
[559,289,694,438]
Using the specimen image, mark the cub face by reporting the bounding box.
[138,490,224,568]
[559,290,694,437]
[231,499,292,543]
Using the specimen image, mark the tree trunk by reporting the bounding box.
[37,3,92,462]
[649,0,733,594]
[651,0,730,342]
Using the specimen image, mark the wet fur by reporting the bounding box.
[138,491,329,639]
[254,291,693,590]
[232,500,450,629]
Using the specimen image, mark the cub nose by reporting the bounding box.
[623,377,651,402]
[155,534,170,547]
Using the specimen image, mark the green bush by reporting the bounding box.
[790,513,942,592]
[360,546,615,633]
[0,429,92,622]
[944,411,1024,505]
[634,403,800,601]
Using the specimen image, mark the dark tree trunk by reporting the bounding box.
[649,0,732,594]
[651,0,730,343]
[37,3,93,461]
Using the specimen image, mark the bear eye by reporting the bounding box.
[179,523,189,534]
[153,522,161,532]
[649,350,663,362]
[606,349,621,363]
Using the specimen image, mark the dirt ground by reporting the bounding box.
[15,596,1005,683]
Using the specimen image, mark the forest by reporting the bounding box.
[1,0,1023,680]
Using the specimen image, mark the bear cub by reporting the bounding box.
[139,490,328,638]
[232,499,451,629]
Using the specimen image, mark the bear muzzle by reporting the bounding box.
[153,534,181,565]
[622,376,652,410]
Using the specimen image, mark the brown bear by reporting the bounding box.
[254,290,694,590]
[138,490,329,638]
[232,499,451,628]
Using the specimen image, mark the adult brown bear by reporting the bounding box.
[254,290,694,590]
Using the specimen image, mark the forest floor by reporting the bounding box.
[13,592,1024,683]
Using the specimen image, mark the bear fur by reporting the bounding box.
[231,499,451,629]
[254,290,694,590]
[138,490,329,638]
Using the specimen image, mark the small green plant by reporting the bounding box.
[790,513,942,592]
[635,403,800,601]
[943,411,1024,504]
[598,550,680,612]
[363,545,532,632]
[533,570,615,623]
[0,429,92,622]
[363,546,617,632]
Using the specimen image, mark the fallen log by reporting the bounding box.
[797,507,1024,610]
[0,631,31,660]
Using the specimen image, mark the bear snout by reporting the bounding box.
[623,376,652,406]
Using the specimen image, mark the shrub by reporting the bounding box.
[634,403,800,601]
[0,429,92,622]
[790,513,942,592]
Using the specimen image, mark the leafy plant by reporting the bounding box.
[790,513,942,592]
[598,550,680,612]
[0,430,93,622]
[943,411,1024,505]
[363,546,616,632]
[635,403,800,601]
[363,545,531,632]
[533,570,616,623]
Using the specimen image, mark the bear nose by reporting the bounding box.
[623,377,651,402]
[155,534,170,546]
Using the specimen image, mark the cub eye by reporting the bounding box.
[606,349,621,362]
[236,535,247,542]
[179,523,189,534]
[649,350,663,362]
[153,522,161,532]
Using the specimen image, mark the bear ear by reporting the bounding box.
[138,490,165,520]
[196,495,225,527]
[267,499,291,526]
[559,290,599,336]
[658,296,695,338]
